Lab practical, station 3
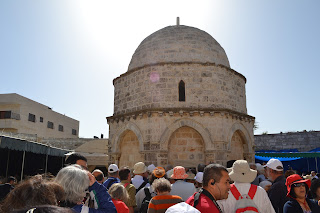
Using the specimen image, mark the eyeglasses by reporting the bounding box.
[292,183,306,187]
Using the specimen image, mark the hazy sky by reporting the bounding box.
[1,0,319,138]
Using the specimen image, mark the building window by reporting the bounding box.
[72,129,77,135]
[58,125,64,132]
[0,111,11,119]
[40,117,43,123]
[179,80,186,102]
[28,113,36,122]
[47,121,54,129]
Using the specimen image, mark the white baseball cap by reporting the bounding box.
[264,158,283,171]
[108,164,119,173]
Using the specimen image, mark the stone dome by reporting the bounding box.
[128,25,230,71]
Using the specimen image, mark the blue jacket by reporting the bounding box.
[72,182,116,213]
[103,177,120,190]
[283,198,320,213]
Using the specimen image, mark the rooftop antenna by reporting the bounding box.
[176,17,180,26]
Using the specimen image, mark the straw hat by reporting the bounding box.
[228,160,257,183]
[171,166,188,179]
[186,171,196,180]
[133,162,147,174]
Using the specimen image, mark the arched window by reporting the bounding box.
[179,80,185,102]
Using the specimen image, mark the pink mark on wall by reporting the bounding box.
[150,72,160,83]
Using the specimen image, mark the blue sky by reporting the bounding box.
[1,0,319,138]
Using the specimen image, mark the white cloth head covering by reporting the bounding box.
[195,172,203,183]
[147,164,156,172]
[165,202,200,213]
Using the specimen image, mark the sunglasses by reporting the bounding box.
[292,183,306,187]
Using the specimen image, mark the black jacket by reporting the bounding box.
[0,183,14,201]
[268,175,289,213]
[283,198,320,213]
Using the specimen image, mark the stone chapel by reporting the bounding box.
[107,22,255,168]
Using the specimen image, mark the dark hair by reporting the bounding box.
[197,164,206,173]
[12,205,74,213]
[65,153,87,165]
[285,170,296,178]
[289,183,309,198]
[203,164,228,187]
[310,179,320,199]
[0,176,65,213]
[119,168,131,181]
[8,176,16,183]
[149,173,168,185]
[95,173,104,182]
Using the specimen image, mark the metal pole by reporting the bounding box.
[316,157,319,173]
[5,150,10,178]
[45,154,48,176]
[21,151,26,182]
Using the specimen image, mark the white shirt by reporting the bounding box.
[217,182,275,213]
[170,180,196,201]
[131,175,150,190]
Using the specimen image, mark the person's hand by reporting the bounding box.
[88,172,96,186]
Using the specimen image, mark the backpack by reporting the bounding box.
[136,180,148,193]
[229,184,259,213]
[193,188,223,212]
[106,178,118,190]
[139,188,152,213]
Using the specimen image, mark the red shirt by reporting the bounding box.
[112,199,129,213]
[186,192,221,213]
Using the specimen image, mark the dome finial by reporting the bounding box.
[176,17,180,26]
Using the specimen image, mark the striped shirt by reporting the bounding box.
[147,195,183,213]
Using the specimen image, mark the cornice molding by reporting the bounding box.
[113,62,246,85]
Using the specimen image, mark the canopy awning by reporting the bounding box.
[255,152,320,158]
[0,136,69,157]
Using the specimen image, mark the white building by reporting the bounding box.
[0,93,79,139]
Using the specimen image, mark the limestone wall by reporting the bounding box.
[255,131,320,152]
[108,111,255,167]
[113,64,247,116]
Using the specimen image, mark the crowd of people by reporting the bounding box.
[1,152,320,212]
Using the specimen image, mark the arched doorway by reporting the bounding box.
[227,130,245,161]
[168,126,205,167]
[119,130,143,168]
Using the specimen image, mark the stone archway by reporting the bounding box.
[226,122,254,162]
[227,130,245,161]
[119,130,144,168]
[167,126,205,167]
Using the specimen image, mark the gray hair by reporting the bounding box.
[108,183,129,203]
[55,165,89,204]
[152,178,171,193]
